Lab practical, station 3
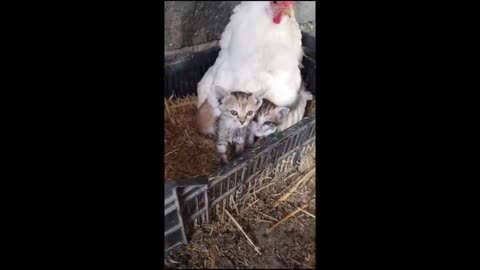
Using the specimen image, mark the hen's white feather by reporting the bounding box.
[278,84,313,131]
[197,1,304,118]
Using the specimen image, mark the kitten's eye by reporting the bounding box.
[230,110,237,116]
[247,111,253,116]
[264,121,272,125]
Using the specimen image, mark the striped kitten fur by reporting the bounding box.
[247,99,290,145]
[215,86,267,164]
[248,86,313,145]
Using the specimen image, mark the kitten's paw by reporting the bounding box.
[235,144,244,156]
[219,155,229,165]
[220,160,228,166]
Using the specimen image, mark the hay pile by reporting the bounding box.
[165,95,217,181]
[165,143,316,269]
[164,95,316,181]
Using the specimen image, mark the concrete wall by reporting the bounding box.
[164,1,315,54]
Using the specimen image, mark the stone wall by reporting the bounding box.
[164,1,315,54]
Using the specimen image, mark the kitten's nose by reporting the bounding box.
[239,120,245,125]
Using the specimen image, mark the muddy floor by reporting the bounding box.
[165,146,316,269]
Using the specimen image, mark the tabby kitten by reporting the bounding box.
[247,88,313,145]
[247,99,290,146]
[215,86,267,164]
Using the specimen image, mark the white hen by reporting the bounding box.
[196,1,305,135]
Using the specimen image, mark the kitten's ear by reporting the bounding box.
[253,89,268,105]
[215,86,229,104]
[275,107,290,121]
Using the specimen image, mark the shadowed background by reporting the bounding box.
[165,1,316,57]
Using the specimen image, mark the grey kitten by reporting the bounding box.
[215,86,267,164]
[247,88,313,145]
[247,99,290,146]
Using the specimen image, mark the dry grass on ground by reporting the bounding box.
[165,144,316,269]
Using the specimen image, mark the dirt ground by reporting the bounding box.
[165,146,316,269]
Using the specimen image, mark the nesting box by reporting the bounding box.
[164,32,317,251]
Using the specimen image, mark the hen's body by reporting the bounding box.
[278,84,313,131]
[196,1,303,134]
